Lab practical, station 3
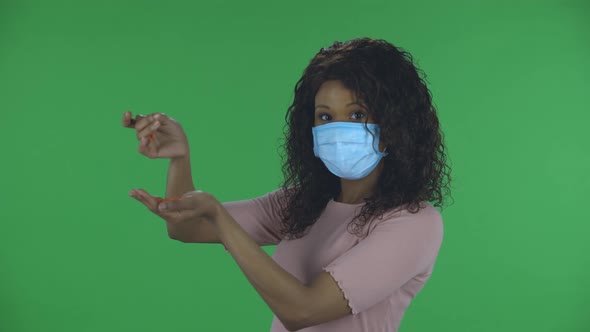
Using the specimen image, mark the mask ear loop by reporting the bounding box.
[364,122,388,156]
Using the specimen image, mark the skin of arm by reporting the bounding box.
[127,108,362,328]
[166,155,195,198]
[164,155,197,241]
[159,192,353,331]
[211,202,352,331]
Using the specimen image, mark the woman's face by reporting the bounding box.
[313,80,385,152]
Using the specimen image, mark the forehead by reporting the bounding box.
[314,80,366,106]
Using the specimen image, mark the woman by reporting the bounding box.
[123,37,452,332]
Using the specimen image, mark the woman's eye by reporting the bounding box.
[352,111,365,119]
[319,114,331,121]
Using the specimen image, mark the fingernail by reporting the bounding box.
[159,203,167,211]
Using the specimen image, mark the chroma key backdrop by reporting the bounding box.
[0,1,588,331]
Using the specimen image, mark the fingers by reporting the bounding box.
[122,110,133,128]
[130,188,182,208]
[158,193,194,213]
[131,112,165,158]
[129,189,186,221]
[137,117,161,142]
[122,110,148,129]
[139,132,159,159]
[135,113,163,136]
[123,111,167,149]
[123,110,166,131]
[157,196,183,203]
[130,189,158,212]
[139,133,156,157]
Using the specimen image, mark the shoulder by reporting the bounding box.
[264,186,292,201]
[368,201,443,241]
[252,187,291,206]
[383,201,442,224]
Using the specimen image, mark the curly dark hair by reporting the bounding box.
[276,37,453,241]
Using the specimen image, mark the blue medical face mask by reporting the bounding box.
[312,122,388,180]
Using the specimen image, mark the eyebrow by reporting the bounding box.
[315,102,366,110]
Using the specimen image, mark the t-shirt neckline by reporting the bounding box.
[328,198,366,207]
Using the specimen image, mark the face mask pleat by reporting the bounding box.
[312,122,388,180]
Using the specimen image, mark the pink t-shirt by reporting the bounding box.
[221,188,444,332]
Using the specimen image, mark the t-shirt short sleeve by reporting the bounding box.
[220,188,287,252]
[321,205,444,315]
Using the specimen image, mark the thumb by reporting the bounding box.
[129,189,168,215]
[130,189,192,223]
[156,196,184,213]
[122,110,148,129]
[122,110,136,128]
[158,193,193,212]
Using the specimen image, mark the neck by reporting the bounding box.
[335,161,383,204]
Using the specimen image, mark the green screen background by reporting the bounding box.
[1,0,588,331]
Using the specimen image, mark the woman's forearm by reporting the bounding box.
[213,204,308,330]
[165,154,197,240]
[166,155,195,198]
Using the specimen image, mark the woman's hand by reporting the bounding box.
[129,188,221,225]
[122,110,190,159]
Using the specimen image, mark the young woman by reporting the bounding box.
[123,37,452,332]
